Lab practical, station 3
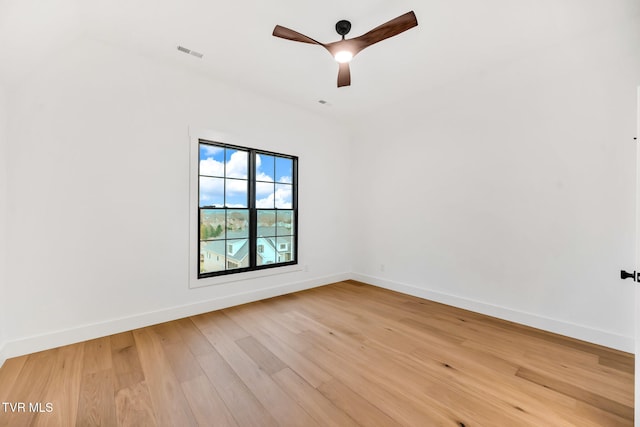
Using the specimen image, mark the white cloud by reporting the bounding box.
[200,158,224,176]
[256,182,273,197]
[200,176,223,192]
[200,149,247,178]
[226,150,248,178]
[256,185,292,209]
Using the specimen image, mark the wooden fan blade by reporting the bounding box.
[273,25,322,45]
[337,62,351,87]
[352,11,418,53]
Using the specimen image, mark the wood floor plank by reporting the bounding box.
[600,353,635,374]
[517,366,634,421]
[152,322,204,383]
[303,340,461,426]
[109,331,159,427]
[82,336,113,374]
[272,368,359,427]
[409,346,600,426]
[181,375,238,427]
[0,350,58,427]
[173,317,216,357]
[150,321,183,345]
[76,336,116,426]
[192,310,249,342]
[574,400,634,426]
[223,307,332,387]
[39,343,84,427]
[521,352,633,406]
[77,368,118,427]
[317,378,403,427]
[161,341,203,383]
[0,281,633,426]
[111,330,136,352]
[114,380,157,427]
[0,355,28,407]
[305,326,534,427]
[197,315,320,427]
[133,328,197,426]
[111,332,145,392]
[224,303,311,353]
[196,349,278,427]
[235,336,287,375]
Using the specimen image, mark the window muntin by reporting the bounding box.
[198,140,297,278]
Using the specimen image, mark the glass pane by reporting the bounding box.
[256,154,275,182]
[257,210,276,237]
[276,157,293,183]
[256,182,274,208]
[225,178,248,208]
[226,239,249,269]
[276,236,294,263]
[276,211,294,236]
[226,149,248,179]
[200,209,226,240]
[257,236,276,266]
[227,210,249,239]
[199,144,225,177]
[275,183,293,209]
[200,240,226,274]
[199,177,224,207]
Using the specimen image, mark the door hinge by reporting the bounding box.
[620,270,636,281]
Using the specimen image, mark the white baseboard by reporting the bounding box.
[351,273,635,353]
[0,272,350,367]
[0,342,6,369]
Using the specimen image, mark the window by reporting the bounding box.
[198,140,297,278]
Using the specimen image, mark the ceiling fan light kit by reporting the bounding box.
[334,50,353,63]
[273,11,418,87]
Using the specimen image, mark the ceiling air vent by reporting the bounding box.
[177,46,204,58]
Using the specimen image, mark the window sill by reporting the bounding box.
[189,264,304,289]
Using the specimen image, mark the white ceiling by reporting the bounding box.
[1,0,638,122]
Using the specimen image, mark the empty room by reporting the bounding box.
[1,1,639,425]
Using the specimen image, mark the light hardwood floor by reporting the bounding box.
[0,281,634,426]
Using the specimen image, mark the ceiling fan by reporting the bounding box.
[273,11,418,88]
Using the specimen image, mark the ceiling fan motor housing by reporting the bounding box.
[335,20,351,38]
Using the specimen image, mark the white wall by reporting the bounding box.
[349,17,640,351]
[0,85,7,362]
[1,36,352,362]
